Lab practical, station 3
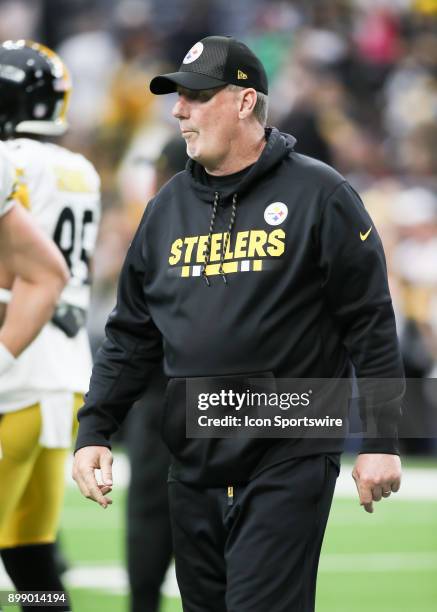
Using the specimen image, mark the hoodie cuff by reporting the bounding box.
[360,435,400,455]
[358,395,402,455]
[74,436,112,454]
[359,405,401,455]
[74,415,113,454]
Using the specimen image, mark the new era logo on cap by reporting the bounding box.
[150,35,268,95]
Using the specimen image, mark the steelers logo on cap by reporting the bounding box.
[183,42,204,64]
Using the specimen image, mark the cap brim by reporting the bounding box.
[150,71,226,94]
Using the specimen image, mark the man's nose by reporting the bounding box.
[172,96,190,119]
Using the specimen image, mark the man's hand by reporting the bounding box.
[352,453,401,513]
[73,446,114,509]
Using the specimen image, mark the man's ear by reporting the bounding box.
[238,88,257,120]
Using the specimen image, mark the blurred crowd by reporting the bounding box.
[1,0,436,451]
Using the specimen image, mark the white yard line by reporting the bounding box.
[320,552,437,572]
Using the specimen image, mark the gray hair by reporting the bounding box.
[227,84,269,127]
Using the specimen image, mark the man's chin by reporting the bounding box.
[186,146,201,161]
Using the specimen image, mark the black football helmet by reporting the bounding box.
[0,40,71,138]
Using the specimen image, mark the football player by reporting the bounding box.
[0,41,101,610]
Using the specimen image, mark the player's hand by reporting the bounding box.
[72,446,114,509]
[352,453,401,513]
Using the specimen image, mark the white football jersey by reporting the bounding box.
[0,142,16,217]
[0,138,101,412]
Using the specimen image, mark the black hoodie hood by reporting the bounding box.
[185,127,297,203]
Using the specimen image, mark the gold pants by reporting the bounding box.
[0,394,81,548]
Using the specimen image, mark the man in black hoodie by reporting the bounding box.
[73,36,404,612]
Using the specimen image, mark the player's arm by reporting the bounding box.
[73,205,163,508]
[0,203,69,368]
[318,181,404,512]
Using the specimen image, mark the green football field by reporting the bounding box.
[7,458,437,612]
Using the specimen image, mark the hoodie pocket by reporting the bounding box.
[160,372,276,463]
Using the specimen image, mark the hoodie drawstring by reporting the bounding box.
[201,192,219,286]
[219,193,237,284]
[201,192,238,286]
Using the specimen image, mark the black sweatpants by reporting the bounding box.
[168,454,339,612]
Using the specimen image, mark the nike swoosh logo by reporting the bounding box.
[360,227,372,241]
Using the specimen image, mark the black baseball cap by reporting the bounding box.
[150,35,268,95]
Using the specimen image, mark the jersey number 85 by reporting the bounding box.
[53,205,96,286]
